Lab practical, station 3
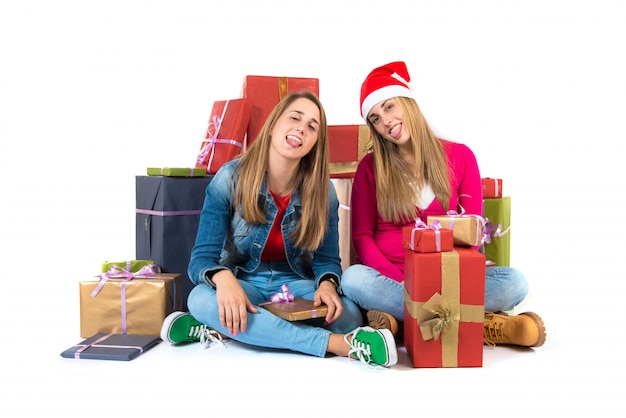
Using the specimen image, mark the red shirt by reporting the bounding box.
[261,191,291,261]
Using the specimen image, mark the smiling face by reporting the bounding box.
[367,98,411,148]
[269,97,321,162]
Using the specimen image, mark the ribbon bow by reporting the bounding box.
[269,284,294,303]
[481,219,511,245]
[197,113,223,166]
[415,293,459,341]
[90,264,160,298]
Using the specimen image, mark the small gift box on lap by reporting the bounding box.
[242,75,319,146]
[328,125,371,178]
[402,219,454,253]
[79,264,182,338]
[259,284,327,321]
[195,98,252,174]
[404,247,486,368]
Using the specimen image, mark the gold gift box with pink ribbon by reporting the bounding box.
[403,247,485,368]
[79,265,182,338]
[427,214,484,247]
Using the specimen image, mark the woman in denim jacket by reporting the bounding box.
[161,91,398,368]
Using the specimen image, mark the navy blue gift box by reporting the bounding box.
[135,175,213,310]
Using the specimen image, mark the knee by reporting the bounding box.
[340,264,368,296]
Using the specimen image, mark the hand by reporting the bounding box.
[212,270,258,336]
[314,281,343,325]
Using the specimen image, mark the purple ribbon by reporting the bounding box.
[269,284,294,303]
[90,264,160,334]
[196,101,244,169]
[481,220,511,245]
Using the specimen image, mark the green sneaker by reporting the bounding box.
[345,326,398,367]
[161,311,225,348]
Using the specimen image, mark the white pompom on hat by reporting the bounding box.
[360,61,414,121]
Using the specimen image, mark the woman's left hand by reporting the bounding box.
[315,281,343,325]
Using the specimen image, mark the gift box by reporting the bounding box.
[101,260,156,273]
[242,75,319,146]
[60,333,161,361]
[482,197,511,266]
[260,298,328,321]
[404,247,486,368]
[136,175,214,310]
[427,215,484,247]
[331,178,353,270]
[148,167,207,177]
[402,223,454,253]
[195,98,252,174]
[328,125,371,178]
[79,272,182,338]
[482,178,503,198]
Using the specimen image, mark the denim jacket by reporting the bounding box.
[188,159,342,289]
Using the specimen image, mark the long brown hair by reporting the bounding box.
[368,96,451,223]
[234,90,331,250]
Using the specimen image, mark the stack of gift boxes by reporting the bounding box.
[75,72,514,366]
[402,216,486,368]
[77,73,366,343]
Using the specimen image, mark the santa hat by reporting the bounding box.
[360,61,414,120]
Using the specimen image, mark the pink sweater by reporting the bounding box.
[351,139,483,282]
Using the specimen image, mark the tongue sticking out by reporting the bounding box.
[286,135,302,148]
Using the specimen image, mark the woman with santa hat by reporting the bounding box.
[341,61,546,349]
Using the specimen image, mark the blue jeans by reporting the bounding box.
[341,264,529,321]
[187,261,363,357]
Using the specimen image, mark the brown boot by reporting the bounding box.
[366,310,400,336]
[484,311,546,348]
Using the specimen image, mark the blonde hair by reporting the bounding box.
[234,90,331,250]
[367,96,451,223]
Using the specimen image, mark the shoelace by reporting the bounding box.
[483,313,504,348]
[344,327,380,369]
[200,329,226,349]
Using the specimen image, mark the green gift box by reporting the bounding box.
[102,260,157,273]
[482,197,511,266]
[147,167,207,177]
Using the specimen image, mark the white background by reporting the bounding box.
[1,1,625,416]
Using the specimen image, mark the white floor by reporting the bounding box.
[3,272,623,417]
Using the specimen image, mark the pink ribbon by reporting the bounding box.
[269,284,294,303]
[196,101,244,169]
[90,263,160,334]
[482,220,511,245]
[411,219,442,251]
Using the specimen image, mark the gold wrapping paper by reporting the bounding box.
[79,273,182,338]
[427,215,483,247]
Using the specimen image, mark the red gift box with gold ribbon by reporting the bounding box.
[328,125,371,178]
[242,75,319,147]
[403,247,486,367]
